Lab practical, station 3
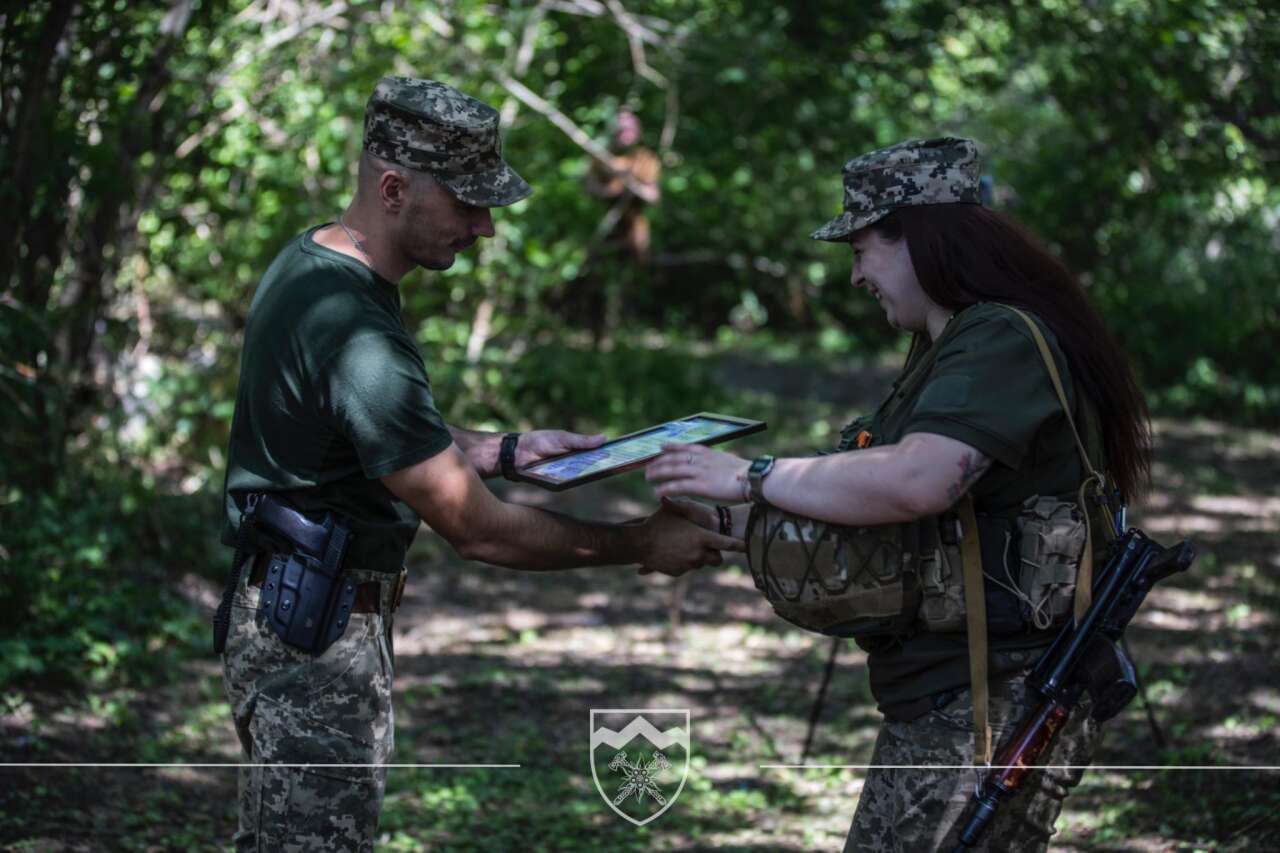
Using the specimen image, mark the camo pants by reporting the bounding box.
[843,674,1099,853]
[221,561,398,852]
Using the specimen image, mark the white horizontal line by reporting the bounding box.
[760,764,1280,771]
[0,763,522,769]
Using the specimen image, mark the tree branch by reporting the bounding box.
[500,3,547,129]
[200,1,349,96]
[174,2,347,157]
[605,0,667,86]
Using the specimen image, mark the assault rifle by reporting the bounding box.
[949,529,1196,852]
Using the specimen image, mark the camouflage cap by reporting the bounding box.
[363,76,532,207]
[810,137,981,242]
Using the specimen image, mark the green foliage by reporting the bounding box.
[0,471,216,690]
[111,0,1278,443]
[431,339,734,433]
[3,0,1278,699]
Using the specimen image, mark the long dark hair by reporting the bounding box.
[872,204,1151,500]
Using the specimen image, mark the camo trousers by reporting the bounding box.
[222,561,398,852]
[843,674,1099,853]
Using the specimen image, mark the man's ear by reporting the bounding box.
[378,170,407,213]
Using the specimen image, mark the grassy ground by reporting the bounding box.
[2,356,1278,851]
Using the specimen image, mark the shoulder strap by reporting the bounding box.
[1001,306,1102,486]
[957,495,992,765]
[1001,305,1106,626]
[959,305,1110,765]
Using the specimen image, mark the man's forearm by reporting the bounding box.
[457,502,644,571]
[447,425,503,478]
[384,442,726,576]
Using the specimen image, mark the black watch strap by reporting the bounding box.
[499,432,521,481]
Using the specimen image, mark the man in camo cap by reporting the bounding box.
[218,75,739,851]
[810,136,981,242]
[318,74,534,276]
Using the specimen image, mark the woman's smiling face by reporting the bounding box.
[849,227,931,333]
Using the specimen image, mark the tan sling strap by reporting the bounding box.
[958,494,993,764]
[957,304,1109,764]
[1003,305,1107,626]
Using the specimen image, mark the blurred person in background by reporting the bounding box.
[584,107,662,346]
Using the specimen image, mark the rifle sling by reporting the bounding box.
[959,305,1108,764]
[958,495,993,764]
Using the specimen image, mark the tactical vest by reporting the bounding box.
[747,303,1116,758]
[746,305,1118,761]
[746,305,1116,641]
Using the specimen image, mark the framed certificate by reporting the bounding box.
[513,412,766,491]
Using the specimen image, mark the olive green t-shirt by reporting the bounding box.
[856,302,1104,715]
[220,224,453,573]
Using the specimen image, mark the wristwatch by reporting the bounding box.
[746,455,775,504]
[499,432,521,481]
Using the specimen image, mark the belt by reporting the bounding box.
[881,685,968,723]
[248,553,403,614]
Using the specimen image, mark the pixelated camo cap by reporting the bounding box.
[363,76,532,207]
[810,137,981,242]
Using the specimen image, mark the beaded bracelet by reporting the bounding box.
[715,504,732,536]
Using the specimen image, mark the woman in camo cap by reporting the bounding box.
[648,137,1152,851]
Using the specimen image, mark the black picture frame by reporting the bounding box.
[511,412,767,491]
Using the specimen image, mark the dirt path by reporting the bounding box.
[3,374,1278,851]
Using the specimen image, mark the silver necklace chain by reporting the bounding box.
[338,216,372,265]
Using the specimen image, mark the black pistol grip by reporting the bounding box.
[254,495,330,557]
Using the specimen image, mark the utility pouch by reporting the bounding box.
[746,504,918,638]
[917,512,967,633]
[1014,495,1086,630]
[247,494,357,655]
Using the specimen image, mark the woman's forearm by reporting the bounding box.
[648,433,990,527]
[755,446,925,527]
[753,433,991,527]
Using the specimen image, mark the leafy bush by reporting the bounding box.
[0,473,219,690]
[427,337,736,434]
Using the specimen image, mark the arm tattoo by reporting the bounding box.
[946,451,992,504]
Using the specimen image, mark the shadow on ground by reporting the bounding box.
[2,367,1278,851]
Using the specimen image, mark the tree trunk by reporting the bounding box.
[0,0,77,297]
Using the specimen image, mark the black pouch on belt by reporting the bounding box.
[251,495,358,655]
